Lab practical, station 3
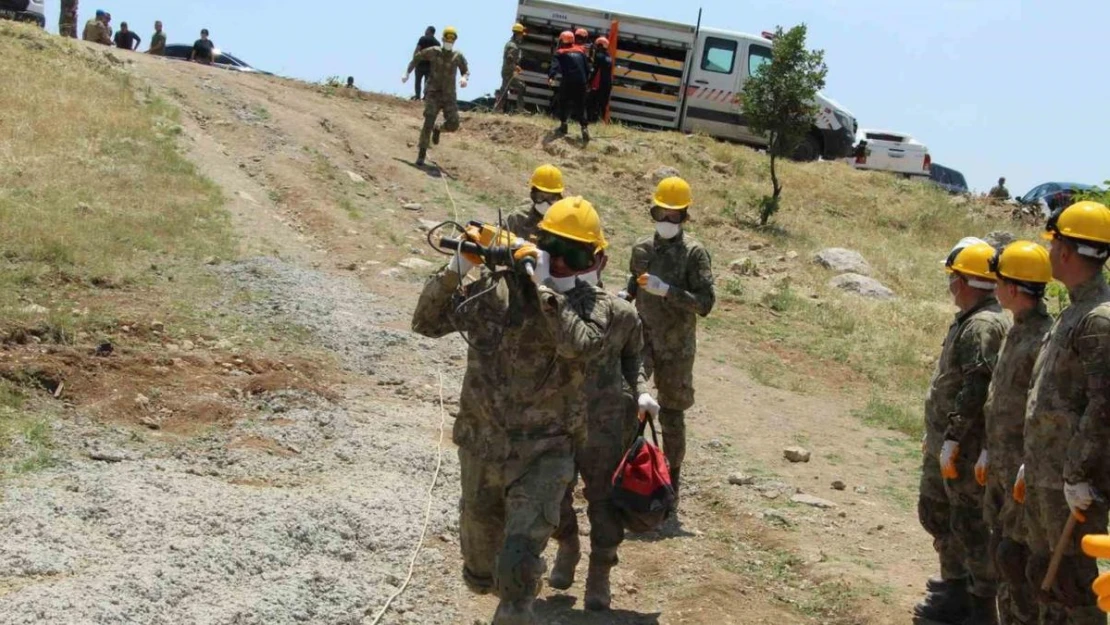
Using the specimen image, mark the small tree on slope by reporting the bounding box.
[741,24,828,225]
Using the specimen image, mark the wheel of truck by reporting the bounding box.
[790,134,822,162]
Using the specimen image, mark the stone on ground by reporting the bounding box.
[783,446,811,463]
[828,273,896,300]
[814,248,873,275]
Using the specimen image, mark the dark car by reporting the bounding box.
[162,44,268,74]
[1016,182,1095,216]
[928,163,969,195]
[0,0,45,27]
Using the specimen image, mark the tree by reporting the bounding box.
[741,24,828,225]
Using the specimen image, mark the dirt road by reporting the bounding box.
[1,49,933,624]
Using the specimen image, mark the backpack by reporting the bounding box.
[611,415,676,532]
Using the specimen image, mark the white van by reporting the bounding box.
[515,0,857,161]
[848,129,931,178]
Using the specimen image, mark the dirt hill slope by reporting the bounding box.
[0,23,1037,625]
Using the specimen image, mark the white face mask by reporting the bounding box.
[546,275,579,293]
[655,222,682,239]
[443,42,454,51]
[580,271,599,286]
[533,201,552,216]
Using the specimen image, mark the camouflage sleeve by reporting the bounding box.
[944,318,1004,443]
[667,244,715,317]
[407,48,434,74]
[620,312,648,395]
[458,53,470,77]
[1064,314,1110,484]
[411,267,504,339]
[626,240,651,298]
[535,287,610,360]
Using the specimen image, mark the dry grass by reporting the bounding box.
[0,22,233,344]
[454,110,1042,434]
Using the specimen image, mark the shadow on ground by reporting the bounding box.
[536,595,662,624]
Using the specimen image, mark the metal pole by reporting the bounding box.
[676,7,702,133]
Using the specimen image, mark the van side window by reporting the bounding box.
[701,37,738,74]
[748,44,771,77]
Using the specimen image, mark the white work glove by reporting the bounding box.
[401,74,409,83]
[939,440,959,479]
[974,449,989,486]
[1065,481,1094,512]
[638,274,670,297]
[447,253,474,276]
[460,77,469,89]
[637,393,660,419]
[529,249,551,287]
[617,290,631,301]
[1013,464,1026,503]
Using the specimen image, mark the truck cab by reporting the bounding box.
[684,29,856,160]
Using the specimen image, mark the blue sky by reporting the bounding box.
[50,0,1109,194]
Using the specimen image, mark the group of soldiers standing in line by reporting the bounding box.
[412,165,714,624]
[400,23,616,167]
[917,200,1110,625]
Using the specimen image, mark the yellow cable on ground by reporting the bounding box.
[367,370,447,625]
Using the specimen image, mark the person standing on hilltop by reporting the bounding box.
[990,177,1011,201]
[113,22,141,51]
[496,23,528,114]
[411,26,439,101]
[548,31,591,144]
[59,0,78,38]
[586,37,613,123]
[82,10,111,45]
[190,29,215,64]
[402,26,469,167]
[979,241,1053,625]
[624,176,716,506]
[915,238,1009,625]
[147,21,166,55]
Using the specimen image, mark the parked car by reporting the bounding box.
[162,44,268,74]
[1016,182,1095,216]
[848,129,931,178]
[928,163,969,195]
[0,0,45,27]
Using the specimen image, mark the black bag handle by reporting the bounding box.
[636,412,661,447]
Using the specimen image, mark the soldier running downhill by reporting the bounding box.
[412,197,619,625]
[496,23,528,114]
[916,238,1010,625]
[980,241,1054,625]
[625,176,715,503]
[1020,201,1110,625]
[403,26,470,167]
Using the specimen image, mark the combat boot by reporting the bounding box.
[415,148,427,167]
[584,549,618,611]
[670,467,682,504]
[914,577,971,623]
[547,536,580,591]
[926,575,948,593]
[581,127,590,144]
[432,126,441,145]
[491,599,535,625]
[960,593,999,625]
[555,123,568,136]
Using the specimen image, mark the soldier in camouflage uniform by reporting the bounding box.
[1019,201,1110,625]
[504,164,565,241]
[412,197,617,625]
[82,11,111,45]
[497,23,528,114]
[403,26,469,167]
[979,241,1054,625]
[916,239,1010,625]
[624,177,715,500]
[59,0,78,38]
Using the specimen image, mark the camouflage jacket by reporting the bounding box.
[502,39,522,78]
[581,288,647,428]
[149,31,166,55]
[924,296,1009,457]
[82,19,111,45]
[626,232,715,359]
[1024,274,1110,488]
[408,47,469,99]
[983,304,1052,480]
[503,207,544,243]
[412,267,617,460]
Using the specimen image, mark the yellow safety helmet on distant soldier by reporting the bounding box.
[945,241,997,282]
[443,26,458,41]
[530,164,565,194]
[512,23,526,34]
[539,196,608,250]
[652,176,692,210]
[1042,201,1110,246]
[990,240,1052,285]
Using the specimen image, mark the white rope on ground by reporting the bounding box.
[437,163,461,224]
[367,370,447,625]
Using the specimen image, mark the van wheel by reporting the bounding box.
[791,134,822,162]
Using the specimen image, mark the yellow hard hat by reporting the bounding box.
[512,23,526,34]
[1043,201,1110,246]
[530,164,565,194]
[652,176,692,210]
[945,242,997,282]
[539,196,608,250]
[443,26,458,40]
[990,240,1052,285]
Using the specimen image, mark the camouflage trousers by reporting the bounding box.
[458,440,575,603]
[554,393,638,559]
[918,447,997,597]
[497,74,527,111]
[1023,484,1106,625]
[643,342,694,472]
[419,93,460,150]
[985,472,1036,625]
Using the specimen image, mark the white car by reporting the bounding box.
[0,0,46,27]
[848,129,931,178]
